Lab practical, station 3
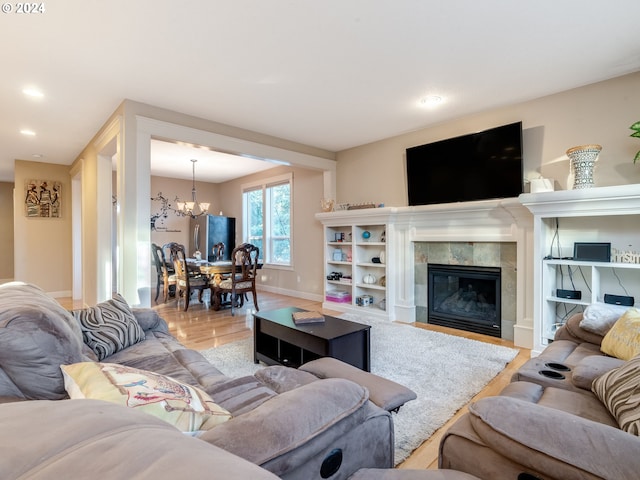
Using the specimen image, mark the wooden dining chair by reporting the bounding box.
[163,242,180,266]
[151,243,176,303]
[170,243,210,311]
[211,243,260,315]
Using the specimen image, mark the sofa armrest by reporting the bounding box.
[300,357,416,411]
[131,308,169,333]
[467,396,640,479]
[198,378,371,467]
[572,355,625,390]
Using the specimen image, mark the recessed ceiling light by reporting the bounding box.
[32,154,43,158]
[419,95,444,107]
[23,87,44,98]
[20,129,36,136]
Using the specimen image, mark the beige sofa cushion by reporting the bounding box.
[601,308,640,360]
[592,355,640,435]
[61,362,231,431]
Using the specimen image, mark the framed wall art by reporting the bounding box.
[25,179,61,218]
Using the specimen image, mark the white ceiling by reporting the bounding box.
[1,1,640,183]
[149,139,277,183]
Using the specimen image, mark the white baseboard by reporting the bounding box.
[256,285,323,303]
[513,323,533,349]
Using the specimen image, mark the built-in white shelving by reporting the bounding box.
[321,220,389,318]
[520,184,640,355]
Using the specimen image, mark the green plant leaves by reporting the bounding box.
[631,122,640,163]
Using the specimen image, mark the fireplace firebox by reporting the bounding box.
[427,264,501,337]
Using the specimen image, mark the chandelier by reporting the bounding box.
[175,159,210,217]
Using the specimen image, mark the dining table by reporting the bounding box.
[186,258,263,271]
[186,259,262,311]
[195,260,234,276]
[185,259,263,282]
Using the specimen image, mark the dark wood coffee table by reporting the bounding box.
[253,307,371,371]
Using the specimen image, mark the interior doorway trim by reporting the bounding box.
[136,116,336,173]
[131,115,337,307]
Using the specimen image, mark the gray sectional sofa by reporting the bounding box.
[440,307,640,480]
[1,397,486,480]
[0,281,417,480]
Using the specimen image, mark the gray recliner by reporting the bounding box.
[439,310,640,480]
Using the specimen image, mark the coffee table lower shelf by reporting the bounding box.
[253,307,371,371]
[254,336,322,369]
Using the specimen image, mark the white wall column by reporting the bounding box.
[114,114,151,306]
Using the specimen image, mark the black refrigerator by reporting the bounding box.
[189,215,236,261]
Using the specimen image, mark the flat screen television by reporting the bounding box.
[406,121,523,206]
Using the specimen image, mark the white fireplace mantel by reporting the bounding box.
[318,197,535,348]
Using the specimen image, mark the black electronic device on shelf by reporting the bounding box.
[604,294,635,307]
[556,289,582,300]
[573,242,611,262]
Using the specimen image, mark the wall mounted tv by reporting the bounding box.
[406,121,524,206]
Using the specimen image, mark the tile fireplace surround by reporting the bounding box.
[414,241,517,341]
[319,184,640,350]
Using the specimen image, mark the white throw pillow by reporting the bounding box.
[580,302,630,336]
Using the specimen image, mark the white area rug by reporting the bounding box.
[200,313,518,464]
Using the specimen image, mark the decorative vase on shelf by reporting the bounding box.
[320,198,335,212]
[363,273,376,284]
[566,144,601,189]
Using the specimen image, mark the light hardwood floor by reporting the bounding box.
[65,290,530,470]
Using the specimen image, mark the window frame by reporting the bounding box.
[242,172,293,269]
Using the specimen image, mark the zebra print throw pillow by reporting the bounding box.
[592,354,640,435]
[72,294,145,361]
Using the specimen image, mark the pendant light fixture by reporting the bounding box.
[175,159,210,217]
